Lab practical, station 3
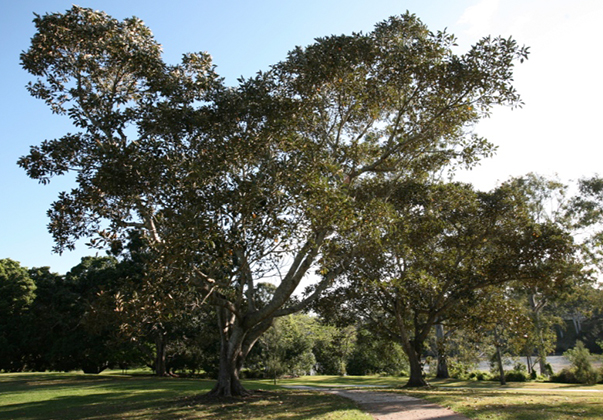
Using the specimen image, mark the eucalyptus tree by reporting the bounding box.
[20,7,528,395]
[570,175,603,270]
[506,174,594,375]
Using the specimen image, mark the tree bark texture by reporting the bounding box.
[154,333,167,377]
[435,323,450,379]
[494,328,506,385]
[208,309,248,397]
[394,301,428,387]
[207,307,272,397]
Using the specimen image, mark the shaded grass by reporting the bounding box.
[3,372,603,420]
[0,372,371,420]
[170,390,371,420]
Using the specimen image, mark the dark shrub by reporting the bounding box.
[551,368,576,383]
[505,369,528,382]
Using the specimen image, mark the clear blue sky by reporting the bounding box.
[1,0,602,274]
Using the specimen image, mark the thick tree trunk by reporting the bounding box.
[203,231,329,397]
[207,308,272,397]
[154,333,167,377]
[397,323,427,386]
[435,323,449,379]
[394,299,428,387]
[207,310,249,397]
[209,359,248,397]
[405,348,428,387]
[494,326,506,385]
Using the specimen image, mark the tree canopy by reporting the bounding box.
[315,180,578,386]
[20,6,528,395]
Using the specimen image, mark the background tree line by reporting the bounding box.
[3,172,603,383]
[1,255,408,377]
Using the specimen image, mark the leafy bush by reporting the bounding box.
[551,367,577,383]
[551,341,601,384]
[347,328,407,376]
[467,370,492,381]
[448,359,478,380]
[505,369,529,382]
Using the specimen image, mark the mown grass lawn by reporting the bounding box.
[277,374,403,388]
[0,372,370,420]
[281,376,603,419]
[401,388,603,420]
[2,372,603,420]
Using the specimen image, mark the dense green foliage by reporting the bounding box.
[16,5,603,400]
[552,341,601,384]
[0,259,36,372]
[18,6,530,396]
[1,257,407,378]
[315,180,581,386]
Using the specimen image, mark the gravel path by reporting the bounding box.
[327,389,470,420]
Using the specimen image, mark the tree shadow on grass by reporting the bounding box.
[168,390,365,420]
[0,375,363,420]
[0,375,213,420]
[0,390,176,420]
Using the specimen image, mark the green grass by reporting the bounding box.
[2,372,603,420]
[400,388,603,420]
[276,374,402,388]
[0,372,371,420]
[280,375,603,419]
[427,377,603,390]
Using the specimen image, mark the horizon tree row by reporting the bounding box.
[2,252,602,379]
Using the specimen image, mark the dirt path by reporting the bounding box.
[326,389,469,420]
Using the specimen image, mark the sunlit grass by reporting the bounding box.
[427,377,603,390]
[2,372,602,420]
[399,388,603,420]
[280,375,603,419]
[0,372,371,420]
[272,374,403,388]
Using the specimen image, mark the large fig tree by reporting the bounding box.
[20,7,528,395]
